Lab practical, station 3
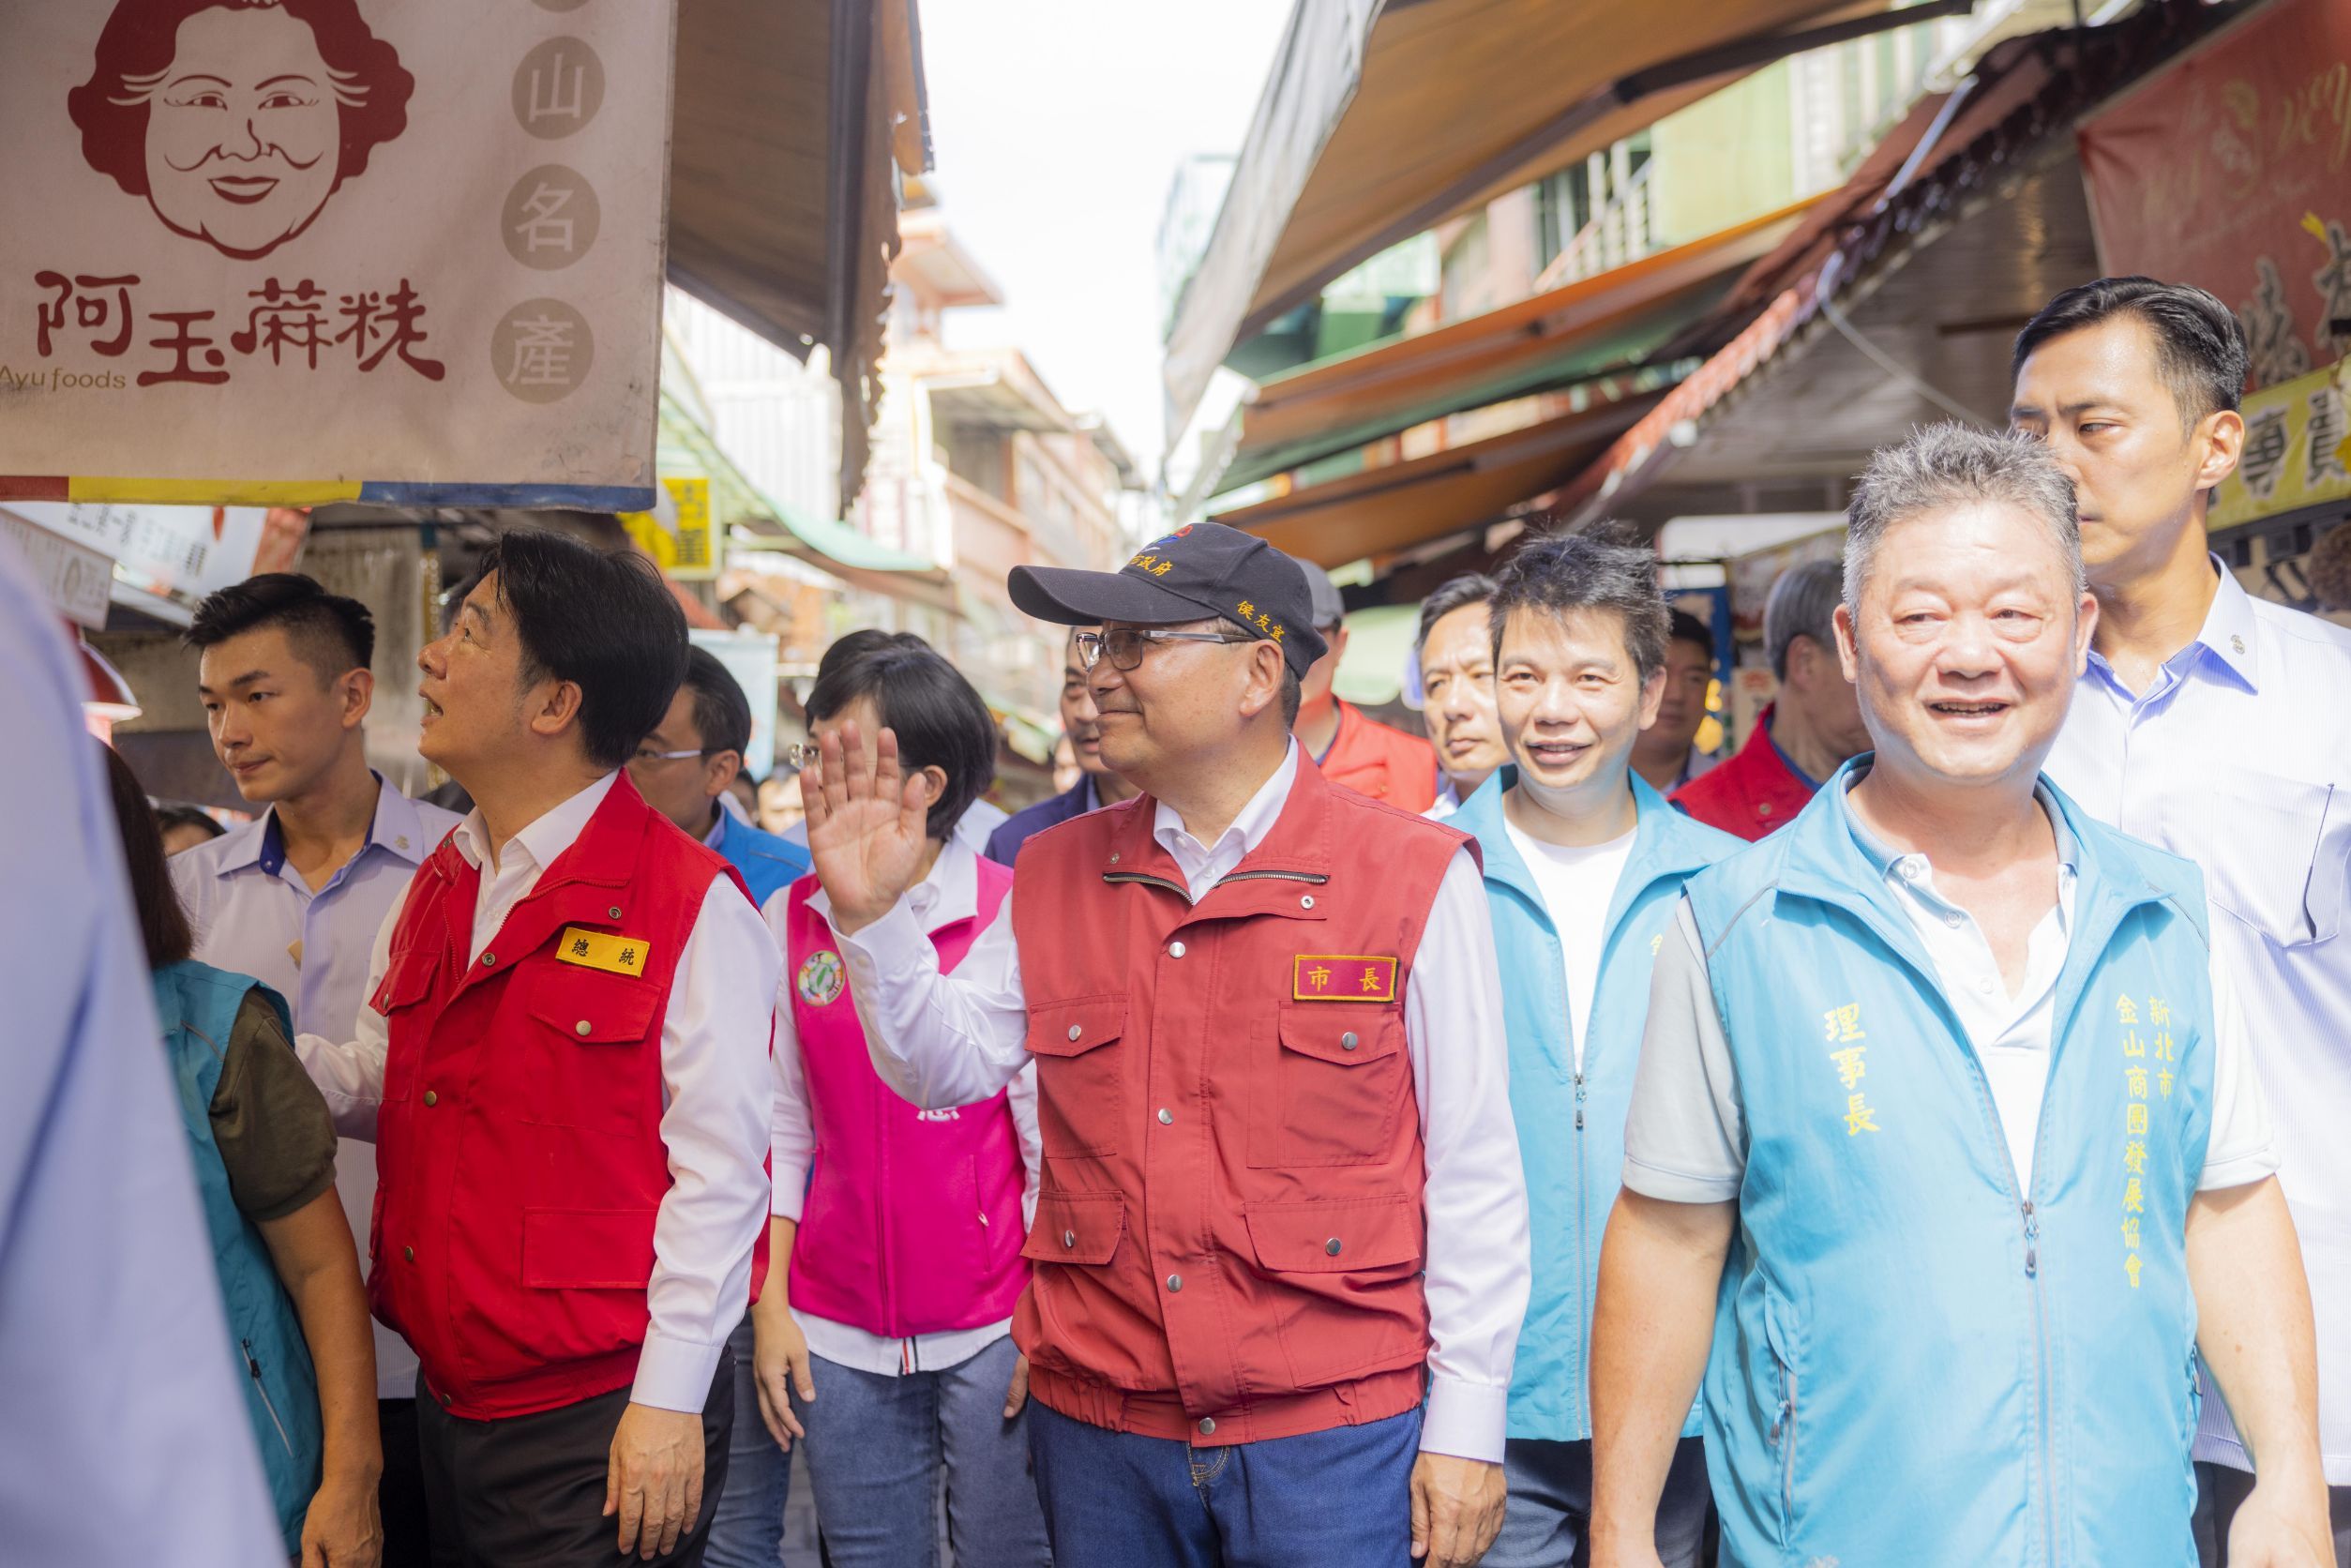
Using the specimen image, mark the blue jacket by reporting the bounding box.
[1452,767,1742,1441]
[1687,761,2215,1567]
[153,960,323,1555]
[985,777,1098,867]
[709,808,811,912]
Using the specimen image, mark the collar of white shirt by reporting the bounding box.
[452,771,617,878]
[219,771,437,878]
[806,834,979,935]
[1151,739,1298,893]
[1838,769,2081,940]
[2087,554,2262,696]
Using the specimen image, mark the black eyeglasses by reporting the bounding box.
[1074,627,1253,671]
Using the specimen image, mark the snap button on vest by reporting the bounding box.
[423,1090,437,1107]
[1301,895,1315,909]
[574,1019,592,1037]
[1341,1032,1359,1050]
[1167,1274,1183,1291]
[1158,1108,1174,1124]
[607,906,623,919]
[1168,941,1186,958]
[1066,1024,1082,1041]
[1062,1229,1076,1249]
[403,1245,414,1261]
[480,952,495,967]
[1198,1417,1215,1435]
[1325,1237,1342,1256]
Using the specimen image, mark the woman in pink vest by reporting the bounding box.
[745,636,1048,1567]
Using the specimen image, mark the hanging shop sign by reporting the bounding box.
[2077,0,2351,391]
[2209,357,2351,531]
[620,476,720,580]
[0,0,677,509]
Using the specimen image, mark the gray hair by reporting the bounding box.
[1764,560,1844,681]
[1415,572,1500,655]
[1489,524,1667,680]
[1843,424,2084,611]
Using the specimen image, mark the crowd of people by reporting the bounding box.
[8,276,2347,1568]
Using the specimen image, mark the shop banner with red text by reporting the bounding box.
[2078,0,2351,392]
[0,0,676,509]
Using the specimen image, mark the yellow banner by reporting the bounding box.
[2210,359,2351,532]
[620,476,720,580]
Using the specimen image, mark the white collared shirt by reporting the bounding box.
[2046,559,2351,1483]
[0,541,282,1565]
[298,772,779,1414]
[762,838,1042,1376]
[173,776,460,1397]
[829,742,1530,1463]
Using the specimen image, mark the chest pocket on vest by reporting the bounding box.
[1025,996,1126,1158]
[1251,1000,1409,1168]
[372,947,439,1106]
[522,967,663,1133]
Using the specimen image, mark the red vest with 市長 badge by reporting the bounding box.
[1008,753,1469,1446]
[368,773,765,1420]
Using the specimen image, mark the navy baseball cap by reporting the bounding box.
[1009,522,1329,678]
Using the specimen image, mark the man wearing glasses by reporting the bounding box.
[628,646,810,909]
[802,521,1530,1568]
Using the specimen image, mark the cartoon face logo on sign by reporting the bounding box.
[68,0,415,261]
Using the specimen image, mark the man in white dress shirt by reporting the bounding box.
[802,522,1530,1568]
[2015,276,2351,1564]
[172,572,460,1566]
[298,530,776,1567]
[0,537,282,1567]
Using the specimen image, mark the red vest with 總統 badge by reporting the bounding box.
[1009,754,1470,1446]
[368,773,764,1420]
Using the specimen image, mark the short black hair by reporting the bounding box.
[1665,608,1713,657]
[154,804,225,844]
[1415,572,1500,656]
[467,530,686,771]
[1488,525,1668,680]
[817,629,928,681]
[186,572,373,684]
[2012,277,2250,426]
[100,743,191,969]
[806,637,998,839]
[676,646,753,758]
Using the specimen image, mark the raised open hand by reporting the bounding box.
[802,719,930,934]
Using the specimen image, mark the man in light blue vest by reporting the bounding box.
[1451,530,1743,1567]
[1589,424,2329,1567]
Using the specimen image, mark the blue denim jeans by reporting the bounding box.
[1025,1402,1423,1568]
[791,1334,1048,1568]
[702,1316,793,1568]
[1484,1435,1709,1568]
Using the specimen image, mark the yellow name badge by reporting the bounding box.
[1292,954,1397,1002]
[556,927,652,977]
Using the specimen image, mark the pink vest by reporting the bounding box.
[783,857,1029,1338]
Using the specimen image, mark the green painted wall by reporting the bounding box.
[1650,63,1799,248]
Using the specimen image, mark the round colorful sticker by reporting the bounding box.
[796,949,845,1006]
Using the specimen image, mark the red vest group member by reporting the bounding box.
[297,531,777,1568]
[1296,559,1441,811]
[1670,560,1870,840]
[803,523,1530,1568]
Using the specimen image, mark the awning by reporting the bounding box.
[667,0,930,506]
[1543,6,2223,528]
[1163,0,1967,435]
[655,385,957,611]
[923,348,1078,434]
[1220,198,1818,495]
[1214,392,1660,567]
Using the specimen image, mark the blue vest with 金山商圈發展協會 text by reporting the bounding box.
[1685,761,2217,1567]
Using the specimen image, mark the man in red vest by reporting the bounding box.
[1671,560,1869,840]
[298,530,777,1567]
[802,522,1530,1568]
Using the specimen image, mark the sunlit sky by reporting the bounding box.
[917,0,1291,479]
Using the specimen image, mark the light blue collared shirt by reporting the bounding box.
[0,542,279,1565]
[2045,559,2351,1484]
[173,775,459,1398]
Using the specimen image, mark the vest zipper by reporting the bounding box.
[241,1339,297,1458]
[1774,1364,1799,1520]
[1213,869,1329,885]
[1101,872,1188,897]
